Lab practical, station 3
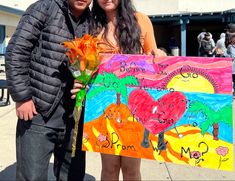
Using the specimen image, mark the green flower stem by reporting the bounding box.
[75,88,86,107]
[72,70,93,157]
[75,71,92,107]
[72,105,82,157]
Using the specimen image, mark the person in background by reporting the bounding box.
[71,0,166,180]
[199,32,215,57]
[225,23,235,47]
[5,0,92,180]
[227,35,235,59]
[213,33,227,57]
[224,23,235,97]
[197,29,215,56]
[226,35,235,96]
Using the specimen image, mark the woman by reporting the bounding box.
[91,0,164,56]
[72,0,166,180]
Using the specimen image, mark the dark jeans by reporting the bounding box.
[16,118,85,181]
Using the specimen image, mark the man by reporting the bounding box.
[5,0,92,180]
[197,29,215,56]
[199,32,215,57]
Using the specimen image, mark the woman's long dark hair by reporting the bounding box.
[91,0,143,54]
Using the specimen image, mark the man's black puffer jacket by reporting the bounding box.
[5,0,88,117]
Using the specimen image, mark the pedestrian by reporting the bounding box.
[197,29,215,56]
[5,0,92,180]
[226,35,235,96]
[199,32,215,57]
[213,33,227,57]
[224,23,235,97]
[225,23,235,47]
[227,36,235,59]
[71,0,166,180]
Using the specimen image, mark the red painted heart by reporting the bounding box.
[128,89,187,134]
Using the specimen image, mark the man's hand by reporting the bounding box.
[71,80,89,99]
[16,100,38,121]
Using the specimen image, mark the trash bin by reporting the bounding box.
[171,46,179,56]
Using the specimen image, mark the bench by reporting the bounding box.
[0,64,5,73]
[0,79,10,106]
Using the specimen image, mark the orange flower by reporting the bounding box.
[63,34,101,71]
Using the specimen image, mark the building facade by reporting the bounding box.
[133,0,235,15]
[0,5,23,54]
[151,9,235,56]
[132,0,235,56]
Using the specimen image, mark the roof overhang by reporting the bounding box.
[150,9,235,24]
[0,4,24,16]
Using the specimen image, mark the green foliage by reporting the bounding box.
[90,74,105,84]
[218,105,232,126]
[121,76,139,86]
[86,86,107,100]
[87,72,139,103]
[188,100,232,135]
[200,121,210,136]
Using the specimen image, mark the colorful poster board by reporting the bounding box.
[82,54,233,171]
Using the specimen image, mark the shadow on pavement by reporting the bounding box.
[84,174,96,181]
[0,163,16,181]
[0,163,96,181]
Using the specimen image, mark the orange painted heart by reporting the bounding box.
[128,89,187,134]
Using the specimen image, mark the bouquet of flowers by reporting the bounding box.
[63,34,101,156]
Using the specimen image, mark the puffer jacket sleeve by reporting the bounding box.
[5,0,49,102]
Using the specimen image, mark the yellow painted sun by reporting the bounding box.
[167,72,214,93]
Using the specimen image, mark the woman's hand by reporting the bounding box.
[71,80,89,99]
[148,49,167,64]
[149,49,167,57]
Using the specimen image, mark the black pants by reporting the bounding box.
[16,118,85,181]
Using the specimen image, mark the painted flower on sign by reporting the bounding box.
[190,151,201,159]
[83,132,88,140]
[98,134,107,142]
[216,146,229,157]
[216,146,229,169]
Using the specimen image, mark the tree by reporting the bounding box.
[87,72,139,123]
[87,72,139,106]
[188,101,232,140]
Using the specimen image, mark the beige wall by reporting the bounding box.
[178,0,235,13]
[133,0,179,15]
[1,0,235,17]
[5,26,16,45]
[0,11,20,46]
[0,11,20,27]
[133,0,235,15]
[0,0,36,11]
[0,11,19,47]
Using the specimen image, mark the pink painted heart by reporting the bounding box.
[128,89,187,134]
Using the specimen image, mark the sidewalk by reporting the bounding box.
[0,75,235,180]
